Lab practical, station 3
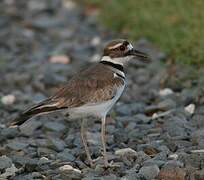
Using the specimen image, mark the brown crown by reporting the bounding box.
[103,39,131,58]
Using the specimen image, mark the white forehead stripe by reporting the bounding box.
[127,43,133,50]
[108,43,123,49]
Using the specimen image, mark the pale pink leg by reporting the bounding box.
[101,116,108,167]
[80,119,94,167]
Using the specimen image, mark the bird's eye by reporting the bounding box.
[120,45,126,51]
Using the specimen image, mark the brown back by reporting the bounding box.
[49,63,125,108]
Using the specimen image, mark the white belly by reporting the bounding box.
[68,85,125,118]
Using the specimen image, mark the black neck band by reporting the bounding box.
[116,72,125,79]
[100,61,124,72]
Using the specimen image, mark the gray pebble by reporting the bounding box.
[1,127,19,139]
[0,155,12,170]
[37,147,56,157]
[116,103,145,116]
[158,98,176,111]
[135,151,151,164]
[44,122,66,132]
[57,148,75,161]
[59,164,82,180]
[138,164,160,180]
[7,141,28,151]
[143,159,165,167]
[48,137,66,152]
[20,120,42,136]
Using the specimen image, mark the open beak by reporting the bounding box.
[129,49,150,62]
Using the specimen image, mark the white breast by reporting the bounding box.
[68,84,125,118]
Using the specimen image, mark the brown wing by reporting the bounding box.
[10,64,124,126]
[50,63,124,108]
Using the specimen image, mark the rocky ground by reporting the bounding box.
[1,0,204,179]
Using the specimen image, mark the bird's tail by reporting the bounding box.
[10,99,65,126]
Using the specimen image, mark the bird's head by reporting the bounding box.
[101,39,149,65]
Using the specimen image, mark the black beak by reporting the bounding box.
[128,49,150,62]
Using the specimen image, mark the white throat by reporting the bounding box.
[101,56,123,65]
[101,56,132,66]
[100,56,126,78]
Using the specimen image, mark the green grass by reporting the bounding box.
[79,0,204,67]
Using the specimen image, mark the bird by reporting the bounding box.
[10,39,148,167]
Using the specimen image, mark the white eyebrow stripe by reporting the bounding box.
[108,43,123,49]
[127,43,133,50]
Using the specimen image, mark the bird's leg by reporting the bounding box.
[101,116,109,167]
[80,119,94,167]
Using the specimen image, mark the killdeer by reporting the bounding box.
[11,39,148,167]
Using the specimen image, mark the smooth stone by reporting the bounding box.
[11,156,38,171]
[25,159,39,172]
[158,145,171,155]
[165,160,184,168]
[143,159,165,168]
[38,157,52,165]
[192,114,204,127]
[1,94,16,105]
[168,153,179,160]
[115,148,137,157]
[106,125,116,134]
[159,88,174,96]
[123,164,142,180]
[115,150,137,165]
[20,120,42,136]
[32,93,47,103]
[57,149,75,161]
[137,144,160,156]
[139,165,160,180]
[64,133,75,148]
[121,173,141,180]
[185,104,195,115]
[157,166,186,180]
[191,128,204,147]
[7,141,28,151]
[163,116,189,137]
[128,129,146,140]
[37,147,56,156]
[48,138,66,152]
[116,103,145,116]
[134,114,151,124]
[126,122,137,130]
[157,99,176,111]
[196,105,204,114]
[153,151,168,161]
[18,172,43,180]
[1,127,19,139]
[0,164,18,179]
[114,130,128,144]
[135,151,151,164]
[32,16,63,29]
[83,174,118,180]
[44,122,66,132]
[59,164,82,180]
[145,105,160,114]
[87,132,101,146]
[194,169,204,180]
[178,153,202,169]
[106,135,114,145]
[101,175,118,180]
[0,155,12,170]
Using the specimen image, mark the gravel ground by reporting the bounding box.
[1,0,204,179]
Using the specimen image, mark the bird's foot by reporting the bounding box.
[88,156,103,168]
[88,156,120,169]
[86,157,94,168]
[103,160,121,168]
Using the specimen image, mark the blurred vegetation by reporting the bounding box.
[79,0,204,67]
